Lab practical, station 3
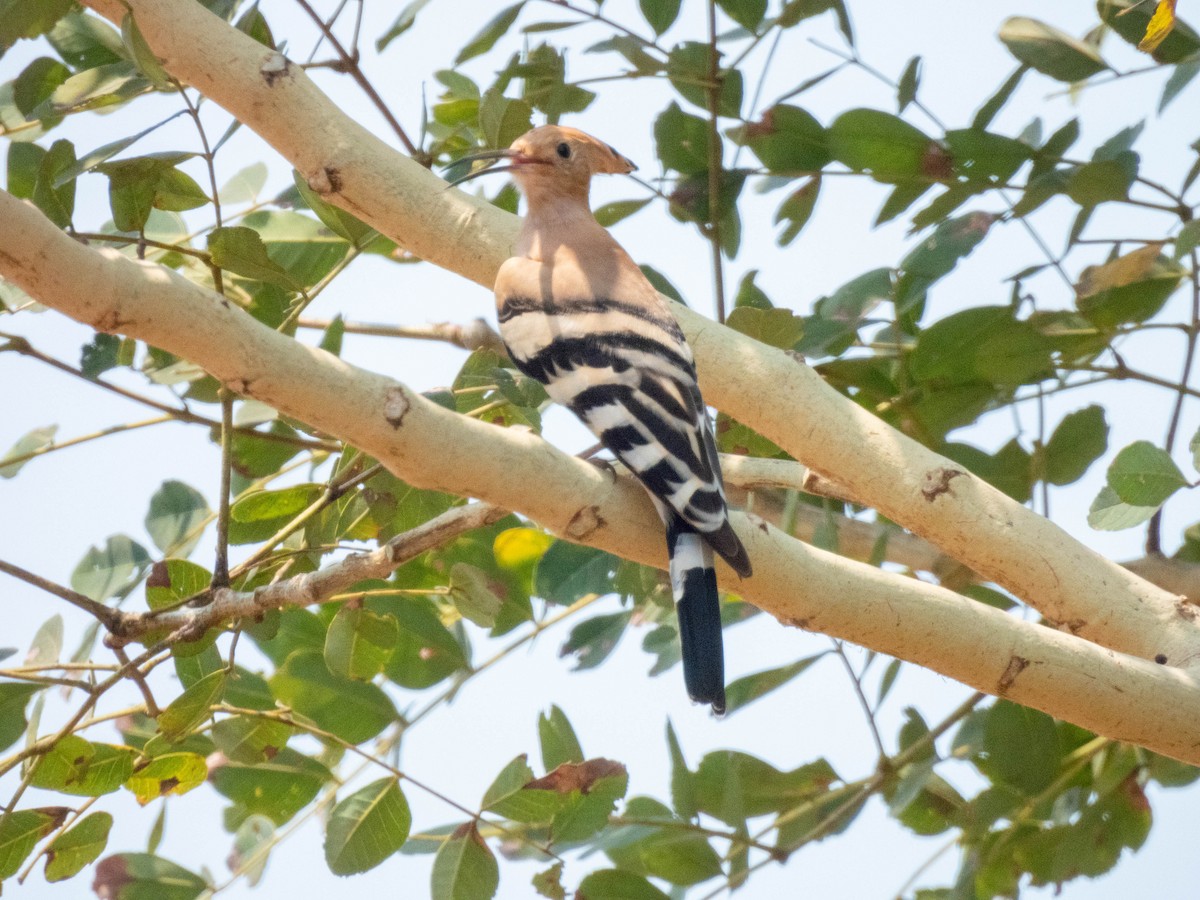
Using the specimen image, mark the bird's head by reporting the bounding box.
[449,125,636,201]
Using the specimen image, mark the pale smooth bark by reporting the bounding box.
[4,191,1200,763]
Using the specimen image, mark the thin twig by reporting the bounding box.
[705,0,727,324]
[831,640,886,760]
[1147,249,1200,555]
[293,0,418,155]
[0,560,122,630]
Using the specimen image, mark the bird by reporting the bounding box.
[451,125,751,713]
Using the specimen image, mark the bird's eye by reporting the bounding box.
[556,142,571,159]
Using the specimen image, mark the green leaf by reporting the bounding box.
[384,597,469,689]
[828,108,944,184]
[270,650,396,744]
[666,720,697,819]
[6,143,45,200]
[1088,485,1160,531]
[208,225,300,291]
[576,869,670,900]
[998,17,1108,82]
[13,57,71,116]
[478,88,533,151]
[726,306,804,350]
[25,613,63,668]
[91,853,207,900]
[1160,55,1200,112]
[717,0,767,31]
[71,535,150,602]
[1067,158,1137,206]
[724,653,824,714]
[605,803,723,885]
[897,55,921,112]
[0,425,57,478]
[121,12,173,90]
[145,480,210,557]
[972,66,1026,130]
[448,563,502,628]
[456,3,524,64]
[0,809,63,880]
[211,714,293,764]
[46,11,124,69]
[210,747,330,825]
[910,306,1050,389]
[33,139,76,228]
[1044,406,1108,485]
[241,210,352,288]
[538,705,584,770]
[325,778,411,875]
[124,752,207,804]
[30,736,135,796]
[144,558,211,611]
[158,670,226,742]
[944,128,1032,184]
[43,811,112,882]
[895,213,996,316]
[544,760,629,842]
[560,612,631,670]
[978,701,1062,795]
[481,755,563,823]
[324,606,400,680]
[654,102,711,175]
[227,815,273,887]
[694,751,838,824]
[774,176,820,247]
[737,105,829,173]
[666,43,743,117]
[0,0,73,54]
[0,682,41,752]
[533,862,566,900]
[640,0,682,35]
[41,61,149,117]
[593,198,653,227]
[231,484,321,523]
[1106,440,1188,506]
[377,0,434,50]
[219,161,268,204]
[431,822,499,900]
[292,170,377,248]
[536,542,619,604]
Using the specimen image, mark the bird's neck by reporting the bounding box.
[516,188,607,260]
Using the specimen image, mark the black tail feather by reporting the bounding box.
[676,564,726,713]
[666,517,726,714]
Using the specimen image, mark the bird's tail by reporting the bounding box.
[666,517,725,714]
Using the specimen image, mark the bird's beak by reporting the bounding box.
[444,148,513,187]
[445,148,528,187]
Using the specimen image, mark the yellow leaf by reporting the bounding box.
[1076,243,1166,296]
[1138,0,1177,52]
[493,527,553,571]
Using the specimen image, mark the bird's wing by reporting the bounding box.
[496,254,750,576]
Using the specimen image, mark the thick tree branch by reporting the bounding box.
[4,191,1200,764]
[75,0,1200,674]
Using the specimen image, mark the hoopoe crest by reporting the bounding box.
[456,125,751,713]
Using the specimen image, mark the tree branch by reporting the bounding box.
[6,191,1200,763]
[109,502,508,645]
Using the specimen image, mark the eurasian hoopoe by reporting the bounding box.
[455,125,751,713]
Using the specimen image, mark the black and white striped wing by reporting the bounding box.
[498,293,749,576]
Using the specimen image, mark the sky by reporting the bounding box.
[3,0,1200,897]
